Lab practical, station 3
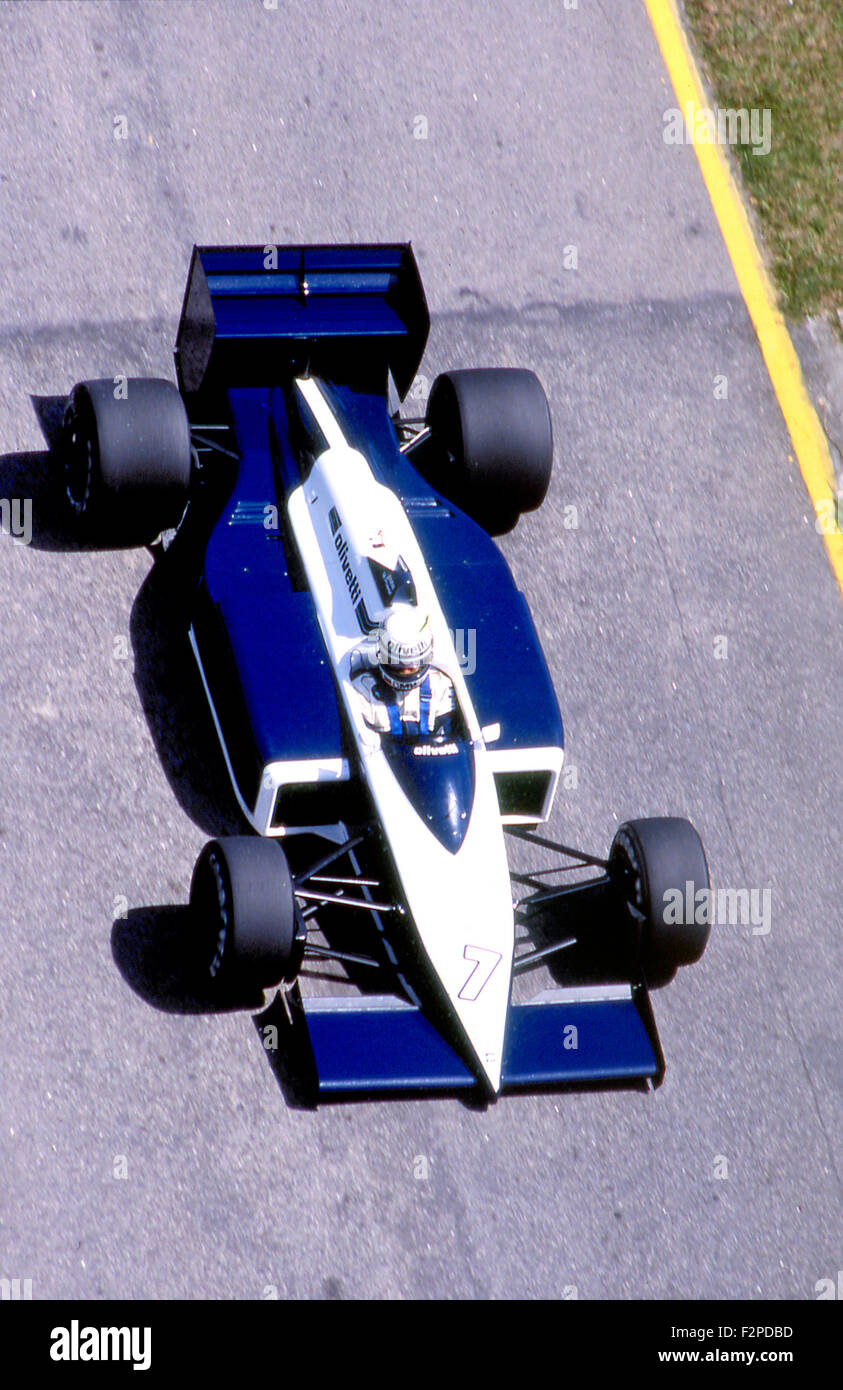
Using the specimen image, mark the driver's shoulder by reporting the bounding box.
[427,666,456,700]
[352,667,380,695]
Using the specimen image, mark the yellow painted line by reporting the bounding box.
[643,0,843,596]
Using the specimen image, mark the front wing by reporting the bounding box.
[282,984,664,1098]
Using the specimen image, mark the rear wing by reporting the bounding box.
[174,243,429,399]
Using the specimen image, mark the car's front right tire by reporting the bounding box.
[609,817,711,988]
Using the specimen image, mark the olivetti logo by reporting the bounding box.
[334,526,363,606]
[330,513,375,632]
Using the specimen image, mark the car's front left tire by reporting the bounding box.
[189,836,303,993]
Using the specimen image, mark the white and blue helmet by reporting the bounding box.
[377,605,433,692]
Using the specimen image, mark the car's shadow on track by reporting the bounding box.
[111,905,265,1015]
[0,397,91,550]
[251,994,321,1110]
[128,537,247,839]
[111,911,331,1109]
[6,399,244,837]
[0,396,183,551]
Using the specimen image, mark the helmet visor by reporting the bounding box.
[380,656,429,690]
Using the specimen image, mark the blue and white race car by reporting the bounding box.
[57,243,711,1100]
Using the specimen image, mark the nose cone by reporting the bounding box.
[450,967,508,1096]
[381,737,475,853]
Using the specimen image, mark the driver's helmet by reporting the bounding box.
[377,604,433,692]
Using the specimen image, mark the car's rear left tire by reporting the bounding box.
[609,817,711,988]
[189,836,302,993]
[61,377,191,544]
[424,368,553,534]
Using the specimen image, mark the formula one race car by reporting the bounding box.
[55,243,710,1099]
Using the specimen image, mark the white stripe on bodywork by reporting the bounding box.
[296,375,349,451]
[287,377,514,1092]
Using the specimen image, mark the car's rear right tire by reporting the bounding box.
[189,837,302,993]
[61,377,191,545]
[424,368,553,534]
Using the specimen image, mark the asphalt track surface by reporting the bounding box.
[1,0,841,1301]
